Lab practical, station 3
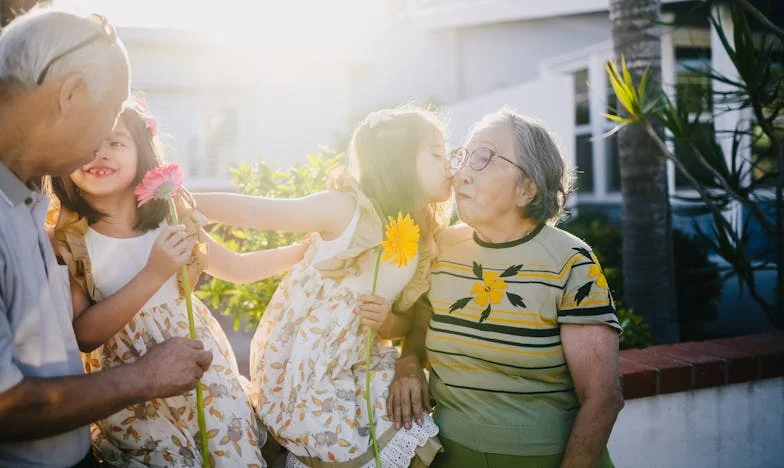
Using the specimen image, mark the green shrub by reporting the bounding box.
[615,302,653,349]
[196,151,344,330]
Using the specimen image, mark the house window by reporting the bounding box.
[574,69,593,193]
[189,107,239,178]
[606,133,621,192]
[674,46,713,190]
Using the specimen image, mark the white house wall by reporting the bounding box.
[443,74,573,161]
[458,13,610,99]
[353,12,609,116]
[348,20,460,113]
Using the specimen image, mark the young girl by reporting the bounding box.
[50,100,306,467]
[193,106,453,467]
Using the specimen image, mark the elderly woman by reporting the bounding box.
[386,109,623,468]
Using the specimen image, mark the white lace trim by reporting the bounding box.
[284,415,439,468]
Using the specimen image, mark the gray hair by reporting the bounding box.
[468,108,574,224]
[0,8,129,98]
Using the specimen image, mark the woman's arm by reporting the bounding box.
[559,324,624,468]
[72,226,195,352]
[192,191,355,240]
[204,231,308,284]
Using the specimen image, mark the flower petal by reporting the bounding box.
[134,163,185,205]
[474,292,489,307]
[488,290,505,305]
[483,271,500,287]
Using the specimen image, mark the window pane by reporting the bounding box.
[574,69,590,126]
[575,133,594,193]
[674,122,717,189]
[675,47,712,114]
[194,107,239,178]
[606,134,621,192]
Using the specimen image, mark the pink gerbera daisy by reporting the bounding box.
[133,163,184,207]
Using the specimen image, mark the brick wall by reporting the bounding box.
[620,331,784,399]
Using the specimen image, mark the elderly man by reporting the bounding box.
[0,9,213,468]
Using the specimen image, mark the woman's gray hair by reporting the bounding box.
[468,108,574,224]
[0,8,129,98]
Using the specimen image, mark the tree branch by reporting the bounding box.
[685,141,776,238]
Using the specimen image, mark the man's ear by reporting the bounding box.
[57,74,87,117]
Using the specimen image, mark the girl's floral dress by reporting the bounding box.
[249,180,443,468]
[54,197,266,467]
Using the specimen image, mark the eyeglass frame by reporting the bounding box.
[36,14,117,86]
[450,146,527,174]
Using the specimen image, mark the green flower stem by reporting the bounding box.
[365,250,383,468]
[168,198,210,468]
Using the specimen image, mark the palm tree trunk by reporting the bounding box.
[609,0,679,343]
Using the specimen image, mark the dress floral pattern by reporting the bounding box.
[85,300,266,467]
[249,181,442,468]
[53,198,266,467]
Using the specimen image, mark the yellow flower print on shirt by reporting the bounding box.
[449,262,526,322]
[573,247,611,306]
[470,271,508,306]
[587,264,609,289]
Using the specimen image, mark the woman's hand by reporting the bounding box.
[386,355,431,430]
[144,225,195,284]
[355,295,392,332]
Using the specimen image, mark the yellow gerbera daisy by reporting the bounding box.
[381,213,420,267]
[471,271,508,306]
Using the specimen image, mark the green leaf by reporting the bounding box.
[479,304,492,323]
[606,60,636,117]
[603,113,630,124]
[499,264,523,278]
[575,282,593,306]
[449,297,472,313]
[621,55,633,91]
[637,68,650,101]
[506,293,527,309]
[472,262,483,280]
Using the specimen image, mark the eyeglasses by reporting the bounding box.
[450,146,526,173]
[36,14,117,86]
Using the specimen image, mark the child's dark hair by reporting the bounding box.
[50,102,168,231]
